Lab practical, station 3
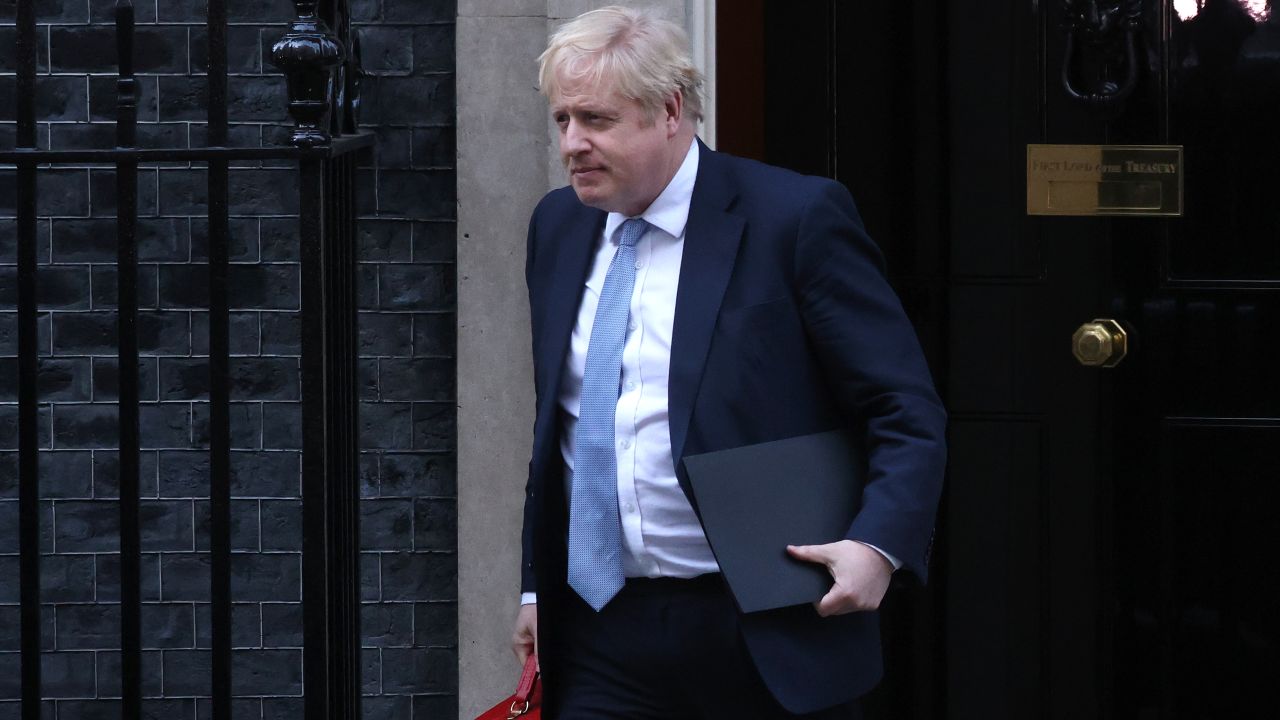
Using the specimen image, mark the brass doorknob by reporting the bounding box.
[1072,319,1128,367]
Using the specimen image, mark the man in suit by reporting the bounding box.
[511,7,946,719]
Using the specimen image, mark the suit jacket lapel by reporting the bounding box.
[669,144,744,480]
[531,206,605,483]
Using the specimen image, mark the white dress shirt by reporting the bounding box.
[521,142,711,606]
[522,141,896,605]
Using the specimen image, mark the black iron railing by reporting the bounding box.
[5,1,368,719]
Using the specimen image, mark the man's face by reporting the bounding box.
[551,71,679,216]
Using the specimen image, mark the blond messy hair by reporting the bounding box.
[538,6,704,123]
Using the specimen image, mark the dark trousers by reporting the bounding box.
[552,575,862,720]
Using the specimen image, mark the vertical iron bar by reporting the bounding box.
[16,1,41,718]
[301,154,359,720]
[325,158,344,717]
[114,4,143,718]
[303,155,360,719]
[323,159,337,716]
[206,0,233,718]
[341,155,356,718]
[335,157,350,719]
[337,156,348,719]
[324,155,353,717]
[300,158,330,720]
[15,0,36,150]
[345,154,362,719]
[208,0,228,146]
[340,157,348,718]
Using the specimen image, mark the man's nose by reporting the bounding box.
[562,120,590,154]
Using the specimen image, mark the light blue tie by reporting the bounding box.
[568,217,649,611]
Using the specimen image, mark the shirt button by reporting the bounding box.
[628,320,638,332]
[625,381,637,391]
[634,260,644,269]
[624,503,635,513]
[620,438,631,449]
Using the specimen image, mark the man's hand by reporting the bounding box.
[512,604,539,669]
[786,540,893,617]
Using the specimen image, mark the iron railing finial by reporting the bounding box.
[272,1,345,146]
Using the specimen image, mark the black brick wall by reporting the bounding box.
[0,1,457,718]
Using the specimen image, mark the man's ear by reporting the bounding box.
[664,90,684,137]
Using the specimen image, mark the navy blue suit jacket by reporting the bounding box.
[520,140,947,714]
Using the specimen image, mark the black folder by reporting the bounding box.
[682,430,865,613]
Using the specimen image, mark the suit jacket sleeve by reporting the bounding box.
[793,180,947,582]
[520,210,539,595]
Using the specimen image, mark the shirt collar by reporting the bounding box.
[604,139,700,243]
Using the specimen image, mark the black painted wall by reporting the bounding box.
[0,1,458,718]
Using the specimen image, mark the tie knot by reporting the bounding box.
[616,218,648,248]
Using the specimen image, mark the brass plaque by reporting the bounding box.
[1027,144,1183,216]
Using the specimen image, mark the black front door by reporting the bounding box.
[947,1,1280,718]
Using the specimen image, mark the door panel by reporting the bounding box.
[1112,419,1280,718]
[1166,4,1280,282]
[947,285,1049,415]
[946,0,1044,282]
[946,420,1045,718]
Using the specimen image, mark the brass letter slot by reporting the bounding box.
[1028,145,1182,216]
